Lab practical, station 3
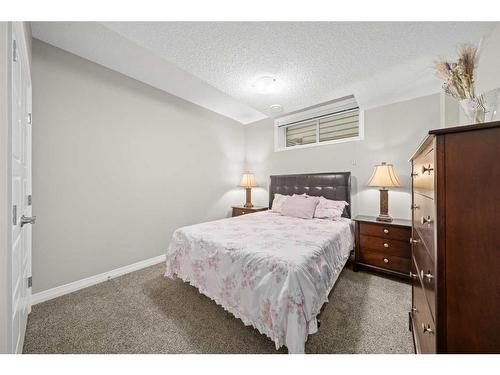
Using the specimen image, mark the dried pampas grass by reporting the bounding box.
[435,44,479,101]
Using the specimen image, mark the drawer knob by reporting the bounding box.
[411,203,420,210]
[422,323,434,334]
[420,216,433,225]
[410,238,420,244]
[424,271,434,281]
[409,271,417,279]
[383,258,389,263]
[383,243,389,248]
[383,228,389,234]
[411,306,417,313]
[422,164,434,175]
[411,172,419,177]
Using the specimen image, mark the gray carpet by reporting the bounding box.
[23,263,414,354]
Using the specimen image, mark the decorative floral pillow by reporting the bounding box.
[313,197,348,220]
[270,193,289,213]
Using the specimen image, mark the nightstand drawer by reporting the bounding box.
[233,208,252,216]
[359,235,410,258]
[232,206,268,217]
[359,222,410,241]
[358,248,411,274]
[354,215,411,280]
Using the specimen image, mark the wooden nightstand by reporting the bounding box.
[354,215,411,280]
[232,206,268,217]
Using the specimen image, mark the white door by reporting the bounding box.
[10,23,33,354]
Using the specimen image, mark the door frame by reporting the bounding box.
[0,21,12,354]
[0,21,31,354]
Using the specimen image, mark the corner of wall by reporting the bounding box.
[440,92,459,128]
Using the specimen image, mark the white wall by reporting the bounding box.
[477,23,500,94]
[32,40,245,293]
[442,24,500,127]
[244,94,441,220]
[477,23,500,122]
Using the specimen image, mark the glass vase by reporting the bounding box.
[459,98,485,124]
[482,88,500,122]
[460,88,500,124]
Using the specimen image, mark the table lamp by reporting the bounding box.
[367,162,401,222]
[239,172,257,208]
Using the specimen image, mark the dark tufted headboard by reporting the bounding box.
[269,172,351,218]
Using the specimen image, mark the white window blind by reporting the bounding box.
[275,96,362,151]
[285,120,317,147]
[281,108,360,149]
[318,108,359,142]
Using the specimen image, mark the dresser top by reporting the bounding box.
[429,120,500,135]
[411,120,500,161]
[355,215,411,228]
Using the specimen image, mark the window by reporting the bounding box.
[286,120,316,147]
[275,96,363,151]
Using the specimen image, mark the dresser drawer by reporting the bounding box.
[359,222,410,241]
[358,248,410,274]
[413,193,435,259]
[412,140,435,199]
[412,231,436,320]
[360,235,410,258]
[412,259,436,354]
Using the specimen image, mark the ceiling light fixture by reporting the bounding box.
[252,76,278,94]
[269,104,283,113]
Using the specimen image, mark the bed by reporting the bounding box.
[165,172,354,353]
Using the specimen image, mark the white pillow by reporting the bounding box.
[270,193,289,213]
[314,197,348,220]
[281,194,320,219]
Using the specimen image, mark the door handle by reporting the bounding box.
[20,215,36,227]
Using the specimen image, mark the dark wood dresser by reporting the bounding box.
[232,206,268,217]
[409,121,500,353]
[354,215,411,280]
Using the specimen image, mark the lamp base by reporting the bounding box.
[376,214,393,222]
[376,188,392,222]
[244,188,254,208]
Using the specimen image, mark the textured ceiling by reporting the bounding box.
[31,22,266,124]
[33,22,497,124]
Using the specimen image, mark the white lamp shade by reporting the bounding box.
[239,172,257,188]
[367,162,401,188]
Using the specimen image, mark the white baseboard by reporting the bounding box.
[31,254,166,305]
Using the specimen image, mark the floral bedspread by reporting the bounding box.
[165,211,354,353]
